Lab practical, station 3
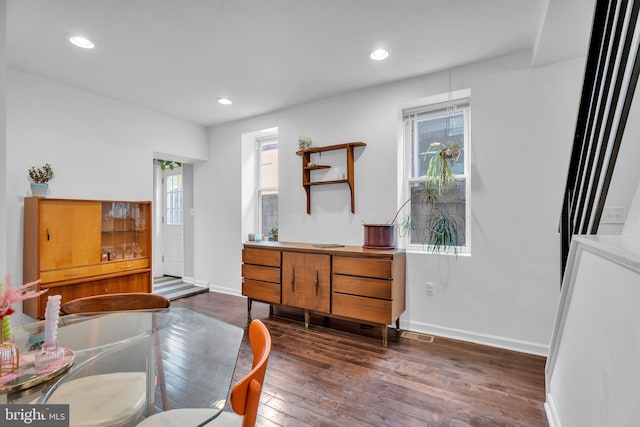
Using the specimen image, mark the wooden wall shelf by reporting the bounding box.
[296,142,366,214]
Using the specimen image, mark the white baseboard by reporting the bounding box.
[191,279,209,288]
[182,276,195,285]
[208,284,243,297]
[544,393,561,427]
[404,320,549,356]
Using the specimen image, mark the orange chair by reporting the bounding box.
[136,319,272,427]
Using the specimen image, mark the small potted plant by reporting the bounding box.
[270,226,278,242]
[28,163,54,197]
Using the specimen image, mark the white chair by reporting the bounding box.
[33,293,170,427]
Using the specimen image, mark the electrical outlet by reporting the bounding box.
[426,282,435,296]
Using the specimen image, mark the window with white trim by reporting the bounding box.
[166,173,183,225]
[402,90,471,254]
[257,137,278,236]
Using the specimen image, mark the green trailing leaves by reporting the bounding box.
[154,159,183,170]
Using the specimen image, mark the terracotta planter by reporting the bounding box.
[363,224,395,249]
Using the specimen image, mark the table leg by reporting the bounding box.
[381,325,388,347]
[304,310,310,328]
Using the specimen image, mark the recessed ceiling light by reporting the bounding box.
[217,97,232,105]
[69,36,95,49]
[370,49,389,61]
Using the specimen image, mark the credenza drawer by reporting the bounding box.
[242,249,281,267]
[242,264,280,284]
[101,258,149,274]
[40,265,102,283]
[332,293,392,325]
[332,274,392,300]
[243,279,281,304]
[333,256,392,279]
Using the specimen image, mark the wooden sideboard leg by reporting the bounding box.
[381,325,388,347]
[395,318,400,331]
[247,297,253,314]
[304,310,310,328]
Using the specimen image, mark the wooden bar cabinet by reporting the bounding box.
[23,197,152,319]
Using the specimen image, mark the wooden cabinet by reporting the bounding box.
[23,197,152,319]
[296,142,366,214]
[242,242,405,345]
[282,252,330,315]
[241,248,281,305]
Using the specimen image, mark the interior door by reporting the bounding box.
[163,170,184,277]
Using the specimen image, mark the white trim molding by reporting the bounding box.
[404,319,549,356]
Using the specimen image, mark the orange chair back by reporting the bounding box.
[60,293,170,315]
[229,319,272,427]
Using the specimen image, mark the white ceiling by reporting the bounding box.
[7,0,590,127]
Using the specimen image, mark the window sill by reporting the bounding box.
[401,245,471,257]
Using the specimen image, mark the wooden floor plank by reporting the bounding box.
[172,292,548,427]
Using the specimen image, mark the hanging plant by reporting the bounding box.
[154,159,183,170]
[424,143,460,194]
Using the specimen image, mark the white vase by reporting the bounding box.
[31,183,48,197]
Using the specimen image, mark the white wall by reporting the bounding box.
[0,0,6,279]
[598,93,640,234]
[545,236,640,427]
[197,50,586,354]
[6,69,208,288]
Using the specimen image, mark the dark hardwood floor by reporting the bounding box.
[172,292,548,427]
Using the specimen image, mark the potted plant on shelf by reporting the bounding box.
[270,226,278,242]
[28,163,54,198]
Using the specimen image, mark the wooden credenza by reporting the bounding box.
[23,197,152,319]
[242,242,405,345]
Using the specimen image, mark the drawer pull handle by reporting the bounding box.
[47,228,51,241]
[315,271,319,296]
[120,264,133,269]
[64,272,80,277]
[291,268,295,291]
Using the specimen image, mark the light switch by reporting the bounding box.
[601,206,625,224]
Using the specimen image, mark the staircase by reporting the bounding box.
[153,276,208,300]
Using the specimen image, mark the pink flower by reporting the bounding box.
[0,275,48,319]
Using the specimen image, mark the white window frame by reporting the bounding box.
[399,88,471,255]
[165,171,183,226]
[256,135,278,236]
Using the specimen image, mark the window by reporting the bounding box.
[402,90,470,254]
[166,173,183,225]
[257,137,278,236]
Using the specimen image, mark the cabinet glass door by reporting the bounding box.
[101,202,150,263]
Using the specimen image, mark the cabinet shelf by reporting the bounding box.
[303,165,331,170]
[303,179,349,186]
[297,142,366,214]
